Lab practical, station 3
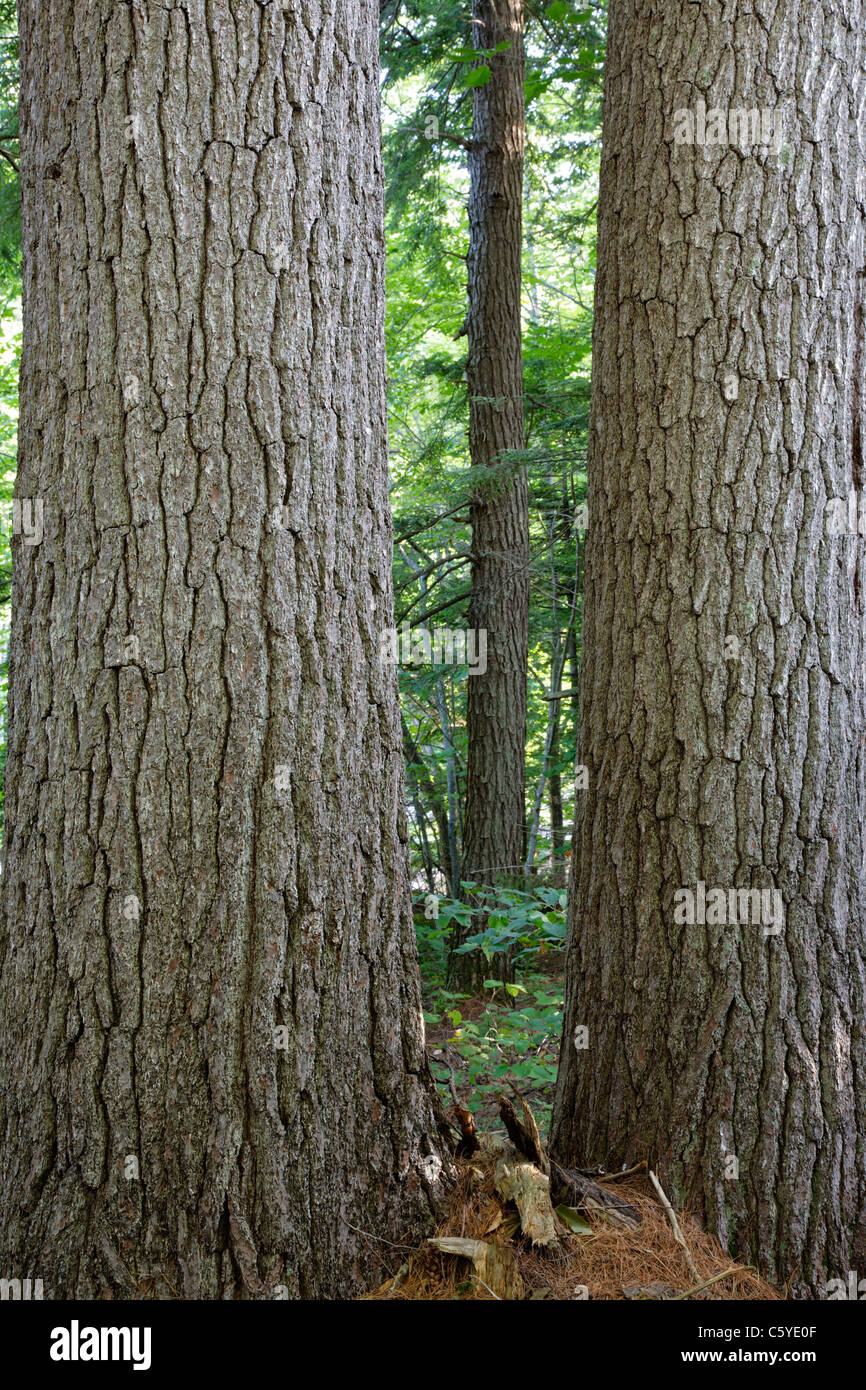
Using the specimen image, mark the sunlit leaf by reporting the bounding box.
[465,65,492,88]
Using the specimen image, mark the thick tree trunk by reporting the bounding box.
[551,0,866,1297]
[0,0,451,1300]
[450,0,529,991]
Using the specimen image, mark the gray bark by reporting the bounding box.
[0,0,451,1300]
[551,0,866,1297]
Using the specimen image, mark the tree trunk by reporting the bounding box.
[548,760,565,887]
[541,492,569,886]
[551,0,866,1297]
[450,0,529,991]
[0,0,451,1300]
[524,545,577,879]
[556,476,580,888]
[402,715,455,897]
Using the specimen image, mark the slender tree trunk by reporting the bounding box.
[0,0,451,1300]
[450,0,529,991]
[551,0,866,1296]
[436,676,462,900]
[559,474,581,887]
[399,547,462,899]
[525,556,577,878]
[407,765,436,897]
[402,715,455,897]
[543,497,566,885]
[548,760,565,886]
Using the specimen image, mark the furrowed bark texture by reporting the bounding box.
[452,0,529,990]
[0,0,451,1300]
[551,0,866,1296]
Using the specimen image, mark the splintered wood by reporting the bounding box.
[474,1093,559,1248]
[428,1237,524,1300]
[493,1149,558,1247]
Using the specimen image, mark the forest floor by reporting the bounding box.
[407,957,781,1302]
[423,948,566,1135]
[368,1147,780,1300]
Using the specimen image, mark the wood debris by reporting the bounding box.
[428,1236,524,1300]
[551,1162,642,1230]
[494,1149,559,1247]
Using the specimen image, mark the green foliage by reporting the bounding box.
[450,884,568,962]
[415,883,567,977]
[555,1204,592,1234]
[0,12,19,302]
[464,65,491,89]
[415,884,566,1130]
[424,969,564,1131]
[388,3,609,1128]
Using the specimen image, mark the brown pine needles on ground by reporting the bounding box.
[365,1144,781,1301]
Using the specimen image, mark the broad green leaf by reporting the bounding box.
[465,65,492,88]
[556,1205,592,1235]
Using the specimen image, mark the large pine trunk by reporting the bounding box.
[551,0,866,1296]
[0,0,451,1299]
[450,0,529,991]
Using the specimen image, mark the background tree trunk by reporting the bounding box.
[0,0,450,1300]
[548,758,565,887]
[551,0,866,1296]
[450,0,529,991]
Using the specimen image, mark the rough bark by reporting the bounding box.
[450,0,529,990]
[0,0,451,1300]
[551,0,866,1297]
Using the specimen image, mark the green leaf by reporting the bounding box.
[465,65,492,88]
[556,1205,592,1235]
[546,1,570,19]
[524,74,552,102]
